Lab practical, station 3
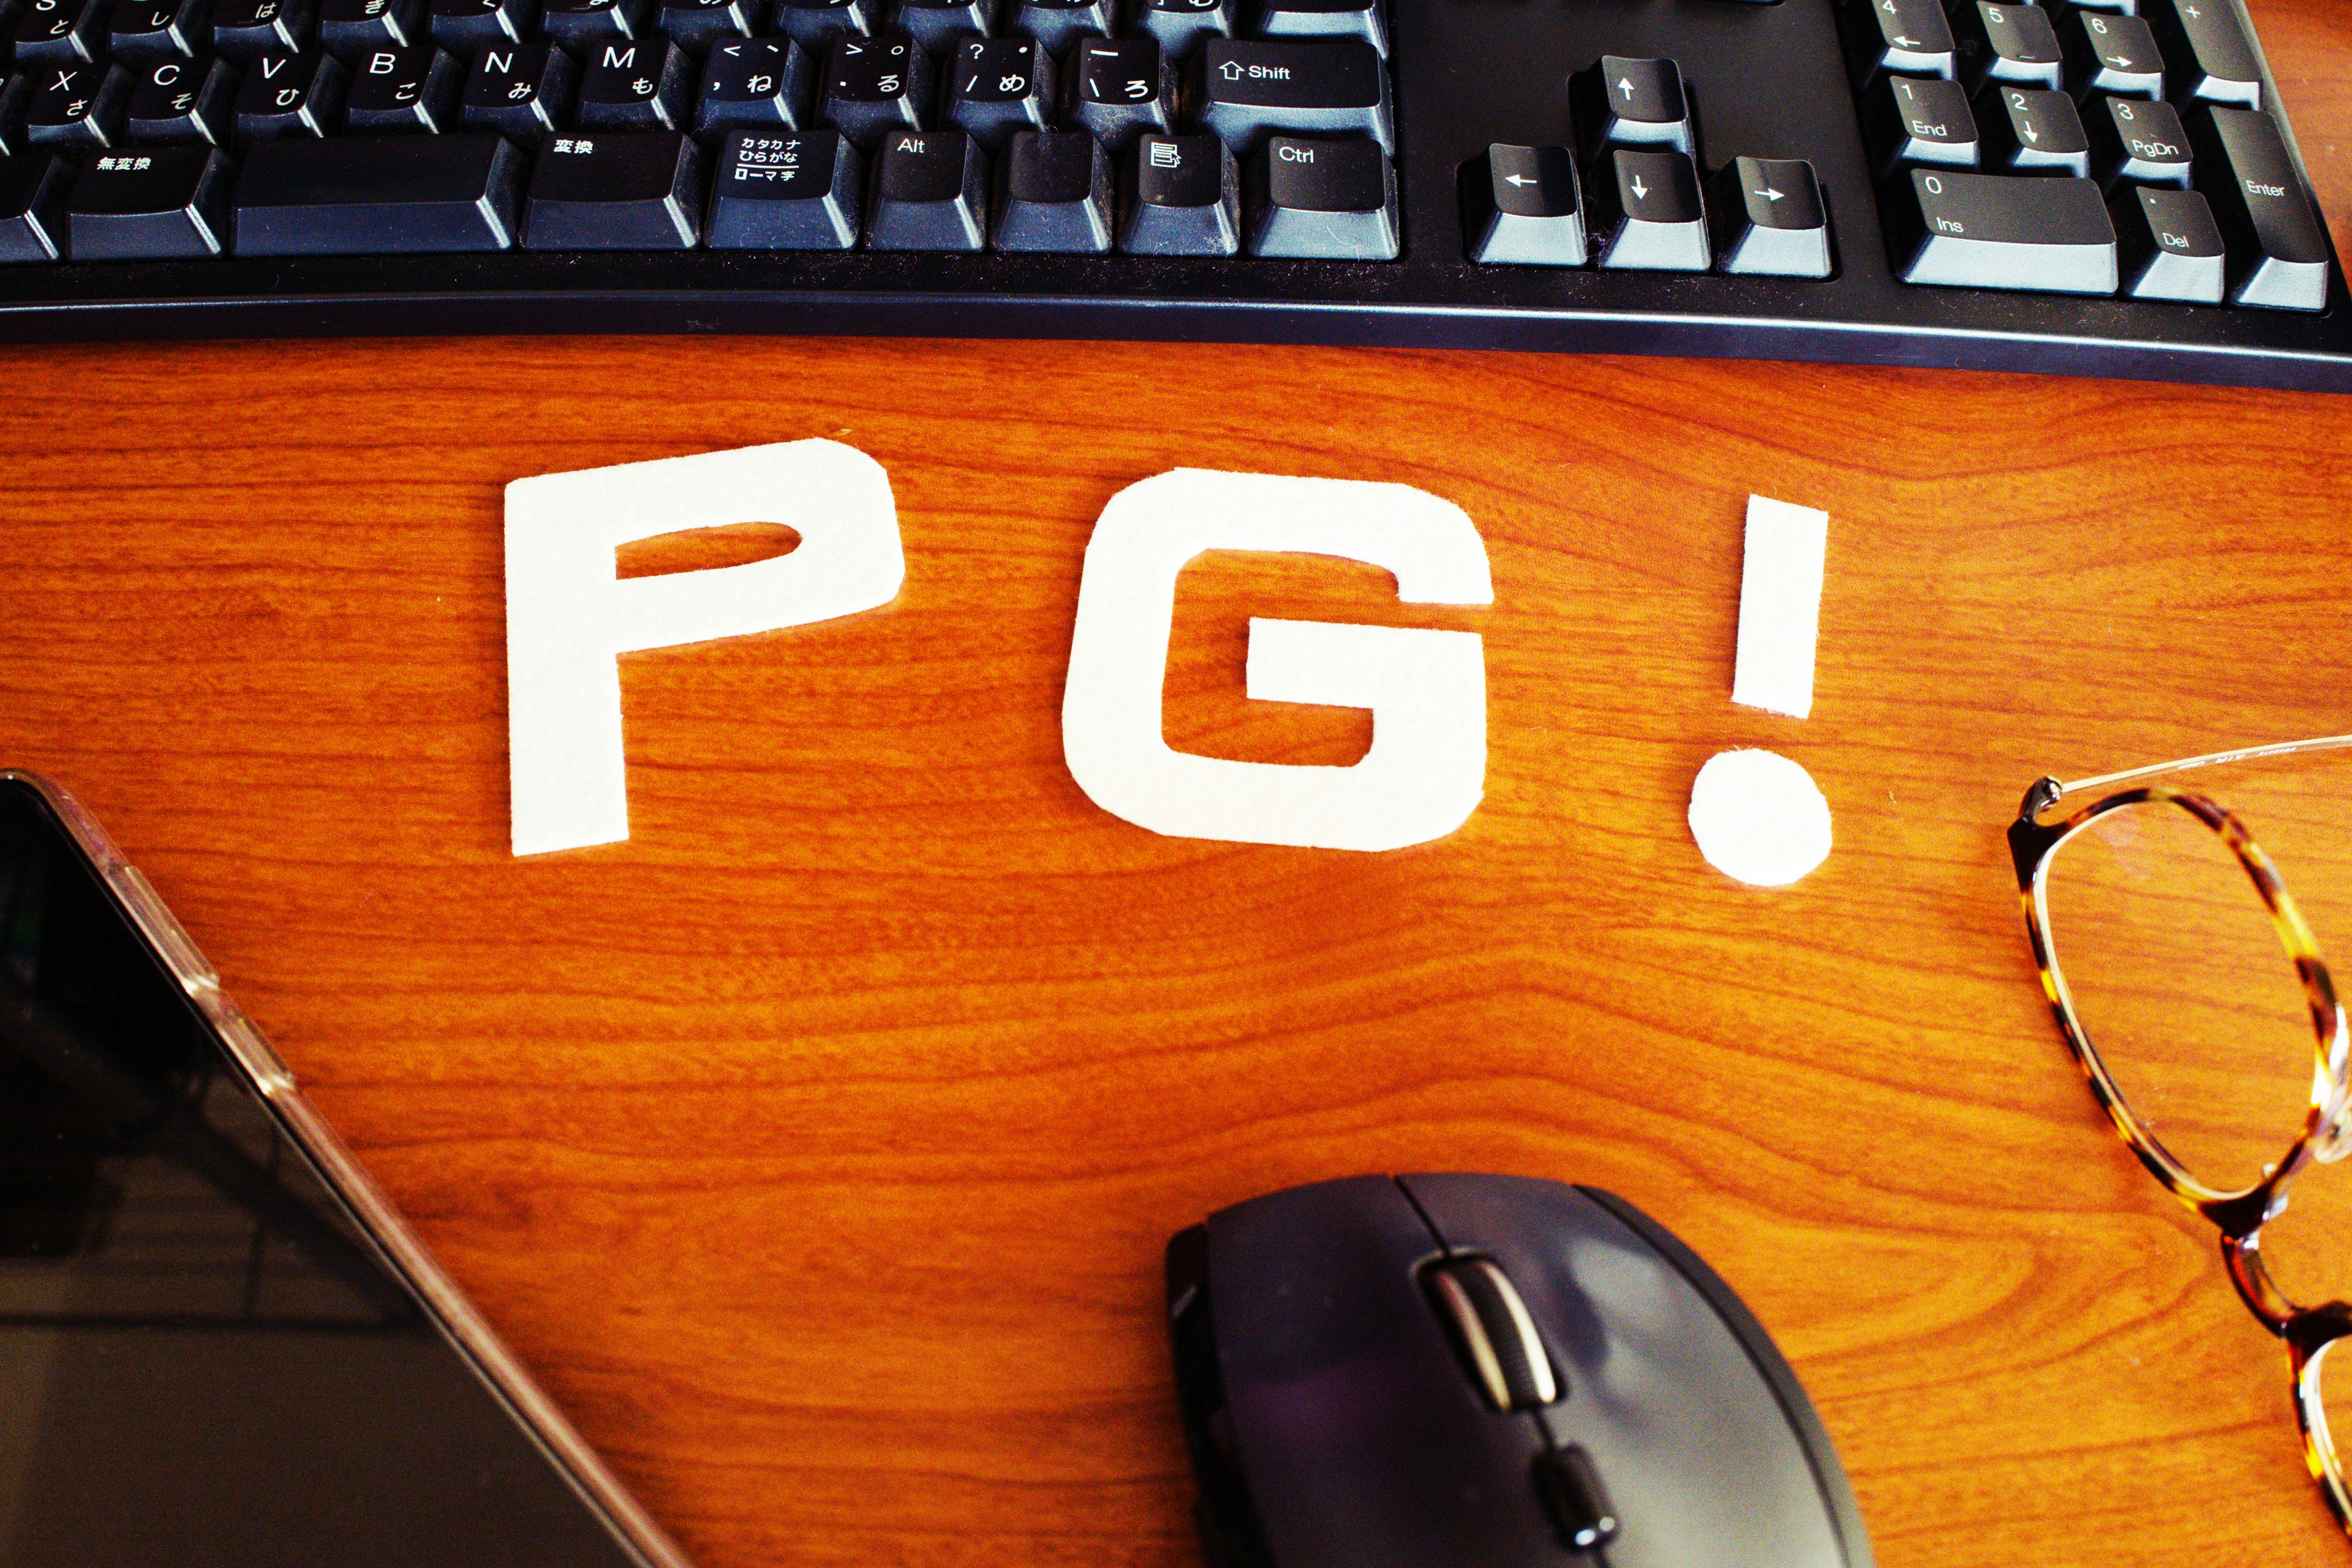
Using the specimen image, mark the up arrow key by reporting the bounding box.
[1617,76,1634,99]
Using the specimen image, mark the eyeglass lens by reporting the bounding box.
[2043,799,2317,1196]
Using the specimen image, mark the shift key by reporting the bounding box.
[1889,167,2116,294]
[233,133,526,255]
[1192,37,1391,154]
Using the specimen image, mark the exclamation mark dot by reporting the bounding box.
[1687,495,1833,888]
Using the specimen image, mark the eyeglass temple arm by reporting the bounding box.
[2044,734,2352,808]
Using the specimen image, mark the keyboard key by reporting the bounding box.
[2189,105,2326,311]
[2110,182,2223,302]
[889,0,990,56]
[1889,167,2116,293]
[577,36,688,127]
[1131,0,1227,62]
[1952,1,2061,95]
[318,0,428,54]
[0,77,27,156]
[705,124,858,246]
[695,36,810,137]
[1976,84,2088,176]
[655,0,760,53]
[234,48,344,138]
[125,53,239,140]
[2064,11,2161,102]
[1572,55,1692,156]
[1006,0,1106,56]
[460,39,571,133]
[233,128,522,249]
[110,0,210,62]
[865,124,984,248]
[343,40,458,128]
[27,60,129,145]
[427,0,533,53]
[1192,37,1390,154]
[992,125,1107,249]
[943,35,1049,151]
[211,0,317,59]
[1257,0,1385,59]
[1586,145,1706,271]
[0,146,70,259]
[820,31,928,148]
[1863,73,1977,176]
[1838,0,1955,90]
[2146,0,2257,110]
[1245,132,1391,257]
[1119,127,1233,252]
[525,126,701,244]
[1066,34,1170,151]
[2086,93,2189,187]
[1707,154,1831,277]
[67,142,232,255]
[13,0,107,66]
[1461,141,1583,266]
[540,0,650,48]
[771,0,876,50]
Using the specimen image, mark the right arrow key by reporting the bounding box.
[1707,156,1832,278]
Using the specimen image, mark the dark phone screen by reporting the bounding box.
[0,780,649,1568]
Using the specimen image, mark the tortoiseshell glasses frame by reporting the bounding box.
[2009,733,2352,1540]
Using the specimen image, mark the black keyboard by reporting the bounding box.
[0,0,2344,390]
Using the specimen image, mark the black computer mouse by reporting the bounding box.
[1165,1174,1872,1568]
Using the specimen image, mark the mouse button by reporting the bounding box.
[1423,1256,1559,1411]
[1531,1445,1620,1554]
[1203,1175,1444,1383]
[1202,1178,1561,1568]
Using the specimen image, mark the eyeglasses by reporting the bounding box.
[2010,734,2352,1540]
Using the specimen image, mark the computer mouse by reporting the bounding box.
[1164,1174,1872,1568]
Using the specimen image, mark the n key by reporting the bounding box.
[460,42,574,135]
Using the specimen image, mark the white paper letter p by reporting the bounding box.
[505,439,903,857]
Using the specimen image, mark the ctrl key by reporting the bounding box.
[708,128,859,250]
[1246,134,1397,260]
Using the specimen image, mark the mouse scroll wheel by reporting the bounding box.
[1427,1258,1559,1411]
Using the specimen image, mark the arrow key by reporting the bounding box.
[2064,11,2163,102]
[1462,142,1583,265]
[1586,145,1706,271]
[1572,55,1692,157]
[1975,84,2089,176]
[1838,0,1954,90]
[1706,155,1830,277]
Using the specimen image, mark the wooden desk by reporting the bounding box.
[7,9,2352,1559]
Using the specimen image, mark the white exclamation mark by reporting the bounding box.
[1687,495,1833,887]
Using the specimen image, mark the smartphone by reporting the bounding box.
[0,771,694,1568]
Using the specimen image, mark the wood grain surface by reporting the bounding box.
[7,9,2352,1562]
